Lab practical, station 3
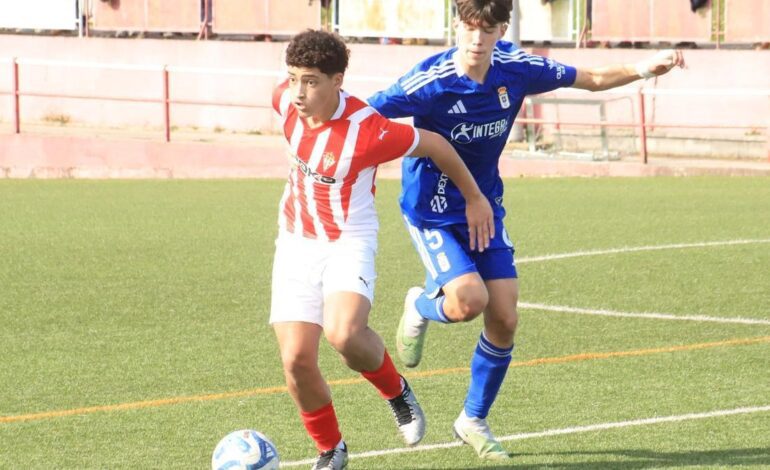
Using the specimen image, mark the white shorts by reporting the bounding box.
[269,234,377,326]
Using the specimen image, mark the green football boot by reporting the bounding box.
[395,286,429,368]
[453,410,512,460]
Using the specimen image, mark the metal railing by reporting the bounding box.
[0,57,283,142]
[517,87,770,163]
[1,57,768,162]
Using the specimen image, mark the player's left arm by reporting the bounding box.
[572,49,685,92]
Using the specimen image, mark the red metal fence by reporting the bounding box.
[2,57,768,161]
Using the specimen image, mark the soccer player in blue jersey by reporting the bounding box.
[367,0,685,460]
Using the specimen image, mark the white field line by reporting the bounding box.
[284,239,770,466]
[516,238,770,325]
[516,239,770,264]
[280,405,770,467]
[519,302,770,326]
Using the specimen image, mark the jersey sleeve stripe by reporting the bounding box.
[399,61,455,89]
[347,106,378,124]
[494,56,545,66]
[493,50,545,66]
[493,48,526,59]
[403,68,458,95]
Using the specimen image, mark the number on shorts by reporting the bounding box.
[423,228,444,250]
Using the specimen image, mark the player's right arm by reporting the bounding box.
[410,129,494,252]
[272,79,290,117]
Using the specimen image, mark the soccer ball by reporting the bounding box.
[211,429,280,470]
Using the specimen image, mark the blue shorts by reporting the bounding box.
[402,216,518,298]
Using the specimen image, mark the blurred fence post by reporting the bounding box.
[197,0,210,40]
[766,95,770,162]
[638,88,648,164]
[12,58,20,134]
[163,66,170,142]
[507,0,524,142]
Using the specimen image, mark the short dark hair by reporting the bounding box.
[454,0,512,26]
[285,29,349,76]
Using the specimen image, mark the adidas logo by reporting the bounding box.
[447,100,467,114]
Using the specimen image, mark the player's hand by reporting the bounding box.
[637,49,685,78]
[465,194,494,252]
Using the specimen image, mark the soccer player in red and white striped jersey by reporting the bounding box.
[268,30,493,470]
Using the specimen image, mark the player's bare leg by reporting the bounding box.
[397,272,488,368]
[274,322,348,470]
[324,292,426,446]
[274,322,329,411]
[482,278,519,347]
[453,278,518,460]
[442,272,489,322]
[323,292,383,371]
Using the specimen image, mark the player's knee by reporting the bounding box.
[499,311,518,336]
[487,307,519,338]
[324,326,361,356]
[454,289,488,322]
[281,351,318,380]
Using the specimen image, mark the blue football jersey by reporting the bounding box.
[368,41,577,227]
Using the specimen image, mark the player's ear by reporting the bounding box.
[331,72,344,90]
[499,22,508,38]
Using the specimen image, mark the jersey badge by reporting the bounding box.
[497,86,511,109]
[322,152,336,171]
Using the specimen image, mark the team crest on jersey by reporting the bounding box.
[497,86,511,109]
[322,152,336,171]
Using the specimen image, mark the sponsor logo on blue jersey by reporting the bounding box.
[546,58,566,80]
[450,118,509,145]
[430,173,450,213]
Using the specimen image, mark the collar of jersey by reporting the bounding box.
[331,90,347,120]
[299,90,347,133]
[451,50,492,92]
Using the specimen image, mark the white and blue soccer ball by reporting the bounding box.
[211,429,280,470]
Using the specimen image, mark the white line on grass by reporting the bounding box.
[516,239,770,264]
[519,302,770,325]
[280,405,770,467]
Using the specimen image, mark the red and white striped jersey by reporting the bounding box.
[272,81,419,241]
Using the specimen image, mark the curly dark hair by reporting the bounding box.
[285,29,349,76]
[454,0,512,26]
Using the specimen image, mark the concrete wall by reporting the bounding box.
[0,35,768,155]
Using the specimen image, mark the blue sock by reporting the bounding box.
[414,294,452,323]
[464,332,513,419]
